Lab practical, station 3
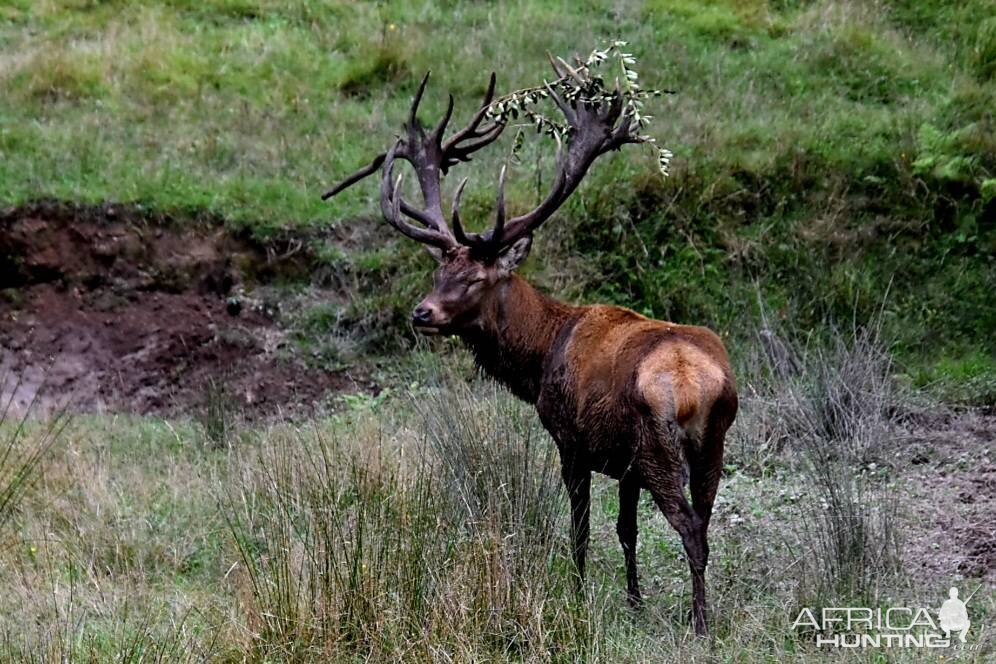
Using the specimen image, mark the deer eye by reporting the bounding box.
[469,275,492,289]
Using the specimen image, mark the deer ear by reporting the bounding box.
[496,235,532,274]
[424,245,445,263]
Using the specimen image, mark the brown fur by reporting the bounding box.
[414,254,738,635]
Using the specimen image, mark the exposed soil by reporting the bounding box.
[0,202,370,417]
[903,410,996,584]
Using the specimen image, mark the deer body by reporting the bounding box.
[458,271,737,632]
[324,64,737,635]
[462,274,735,467]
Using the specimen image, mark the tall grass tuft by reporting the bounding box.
[412,377,563,551]
[789,326,904,602]
[0,374,67,535]
[222,380,603,660]
[0,572,212,662]
[731,311,905,603]
[196,379,231,449]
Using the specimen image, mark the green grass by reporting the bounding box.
[1,2,994,379]
[907,349,996,406]
[6,1,990,393]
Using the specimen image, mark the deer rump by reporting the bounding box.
[535,305,735,480]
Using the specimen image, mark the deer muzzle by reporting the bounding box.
[411,302,446,335]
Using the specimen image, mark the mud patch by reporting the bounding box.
[0,202,369,417]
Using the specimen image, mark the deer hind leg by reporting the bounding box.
[617,472,642,607]
[686,390,735,531]
[685,425,728,536]
[638,420,710,636]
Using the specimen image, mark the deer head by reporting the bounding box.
[323,60,646,335]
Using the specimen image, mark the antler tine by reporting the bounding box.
[611,113,640,148]
[547,52,566,79]
[399,198,441,229]
[451,164,510,251]
[431,94,455,142]
[409,71,431,130]
[442,124,504,173]
[321,152,386,200]
[556,56,586,84]
[390,172,404,227]
[481,72,497,107]
[601,80,624,124]
[322,71,435,204]
[450,177,473,245]
[543,81,576,125]
[442,72,502,156]
[552,131,565,170]
[463,73,498,132]
[490,164,507,246]
[460,122,505,149]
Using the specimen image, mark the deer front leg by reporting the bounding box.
[561,462,591,587]
[617,473,642,607]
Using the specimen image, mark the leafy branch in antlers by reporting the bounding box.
[486,41,674,177]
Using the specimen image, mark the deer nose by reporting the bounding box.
[412,306,433,325]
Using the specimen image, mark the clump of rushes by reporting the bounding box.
[486,41,674,177]
[0,378,67,534]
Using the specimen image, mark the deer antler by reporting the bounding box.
[323,56,649,257]
[463,63,644,253]
[323,72,506,253]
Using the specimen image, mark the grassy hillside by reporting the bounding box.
[2,1,995,395]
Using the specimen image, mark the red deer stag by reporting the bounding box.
[324,66,737,635]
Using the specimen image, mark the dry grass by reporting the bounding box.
[731,309,907,603]
[0,379,67,534]
[0,329,992,660]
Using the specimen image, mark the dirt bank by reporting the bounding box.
[0,202,368,417]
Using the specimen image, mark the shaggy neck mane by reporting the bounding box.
[459,275,578,403]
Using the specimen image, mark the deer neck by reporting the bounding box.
[459,274,578,403]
